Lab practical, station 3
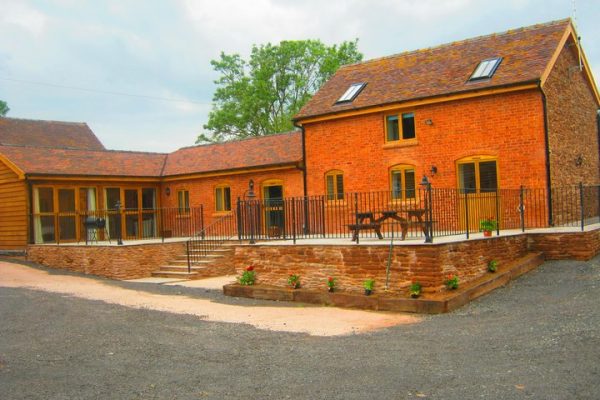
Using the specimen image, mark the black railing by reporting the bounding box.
[186,210,238,272]
[235,184,599,243]
[30,206,205,245]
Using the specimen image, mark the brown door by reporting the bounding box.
[457,157,499,231]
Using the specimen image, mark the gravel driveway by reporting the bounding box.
[1,256,599,399]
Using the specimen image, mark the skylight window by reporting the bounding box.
[469,57,502,81]
[336,83,366,103]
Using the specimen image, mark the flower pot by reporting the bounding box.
[328,287,334,293]
[364,289,372,296]
[483,230,492,237]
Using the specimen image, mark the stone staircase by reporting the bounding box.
[151,243,236,280]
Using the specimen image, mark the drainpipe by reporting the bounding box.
[293,121,309,234]
[540,87,554,226]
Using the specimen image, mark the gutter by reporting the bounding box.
[540,84,554,226]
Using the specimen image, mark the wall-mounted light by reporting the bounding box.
[575,155,583,167]
[430,165,438,176]
[424,119,433,126]
[248,179,255,199]
[165,187,171,196]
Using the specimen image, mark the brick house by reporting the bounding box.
[294,19,599,208]
[1,18,599,251]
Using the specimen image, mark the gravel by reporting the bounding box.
[1,256,599,399]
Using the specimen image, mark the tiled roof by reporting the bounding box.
[295,19,571,121]
[162,131,303,176]
[0,131,302,178]
[0,145,166,177]
[0,117,105,150]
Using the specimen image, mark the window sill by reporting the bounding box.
[383,140,419,149]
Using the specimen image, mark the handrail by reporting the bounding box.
[186,210,238,272]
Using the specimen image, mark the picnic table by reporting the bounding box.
[349,209,427,241]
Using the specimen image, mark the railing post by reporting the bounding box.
[464,190,469,239]
[579,182,585,231]
[186,240,191,273]
[236,197,243,241]
[519,185,525,232]
[354,192,359,244]
[200,204,205,239]
[495,189,500,236]
[320,196,326,238]
[292,199,297,245]
[424,183,433,243]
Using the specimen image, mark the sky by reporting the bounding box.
[0,0,598,153]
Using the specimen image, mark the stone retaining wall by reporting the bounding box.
[528,229,600,261]
[232,236,529,293]
[27,241,186,280]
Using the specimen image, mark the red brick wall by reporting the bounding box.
[545,40,600,187]
[303,89,547,196]
[232,236,529,293]
[159,168,304,228]
[27,241,186,280]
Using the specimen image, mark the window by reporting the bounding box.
[177,190,190,214]
[325,170,344,200]
[457,156,498,194]
[336,83,366,103]
[386,112,416,142]
[390,165,416,200]
[215,186,231,212]
[469,57,502,81]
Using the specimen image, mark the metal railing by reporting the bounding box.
[235,184,599,243]
[186,210,238,272]
[30,206,205,245]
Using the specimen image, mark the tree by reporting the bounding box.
[198,39,362,143]
[0,100,8,116]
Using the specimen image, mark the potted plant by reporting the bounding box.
[488,260,498,273]
[288,274,301,289]
[479,217,497,237]
[238,265,256,286]
[327,277,336,293]
[409,282,422,298]
[445,275,459,290]
[363,279,375,296]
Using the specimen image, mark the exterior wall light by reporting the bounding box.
[424,119,433,125]
[165,187,171,196]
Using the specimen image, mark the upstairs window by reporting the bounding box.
[325,170,344,201]
[469,57,502,81]
[386,112,416,142]
[215,185,231,212]
[336,83,366,103]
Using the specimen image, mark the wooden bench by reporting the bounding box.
[349,212,383,241]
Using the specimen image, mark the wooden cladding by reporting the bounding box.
[0,161,27,249]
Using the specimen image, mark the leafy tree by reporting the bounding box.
[198,39,362,143]
[0,100,8,116]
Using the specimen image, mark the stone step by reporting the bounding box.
[151,271,199,279]
[158,265,212,272]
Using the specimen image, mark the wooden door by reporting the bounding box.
[457,157,500,231]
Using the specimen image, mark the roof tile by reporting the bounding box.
[295,19,571,120]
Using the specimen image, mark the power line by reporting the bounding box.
[0,76,211,105]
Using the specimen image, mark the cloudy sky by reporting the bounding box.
[1,0,598,152]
